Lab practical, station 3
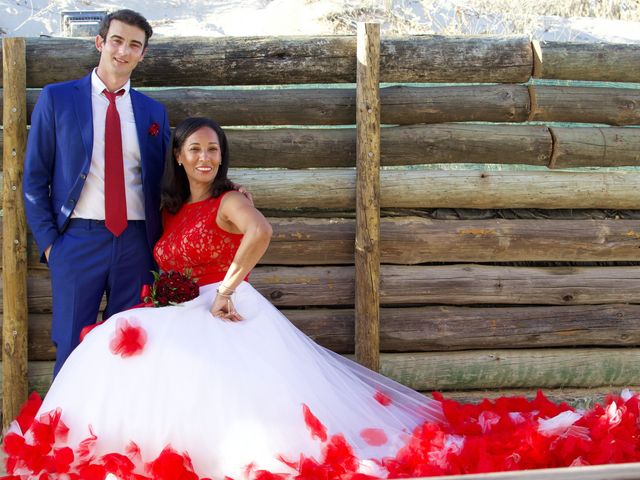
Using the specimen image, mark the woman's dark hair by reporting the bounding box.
[99,9,153,48]
[161,117,234,214]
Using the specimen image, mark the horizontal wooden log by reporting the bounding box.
[4,84,637,127]
[380,304,640,352]
[234,169,640,210]
[18,217,640,270]
[550,127,640,168]
[268,217,640,264]
[16,303,640,361]
[537,41,640,82]
[267,217,640,265]
[8,265,640,312]
[531,85,640,126]
[381,124,552,167]
[381,84,531,124]
[380,264,640,305]
[381,348,640,390]
[3,124,640,169]
[0,36,532,88]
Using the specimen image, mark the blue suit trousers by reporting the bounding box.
[48,219,155,376]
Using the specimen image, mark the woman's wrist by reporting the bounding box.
[217,283,235,297]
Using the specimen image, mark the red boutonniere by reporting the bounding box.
[148,122,160,136]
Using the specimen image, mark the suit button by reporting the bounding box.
[69,199,76,205]
[80,173,87,180]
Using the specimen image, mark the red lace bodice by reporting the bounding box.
[154,192,244,286]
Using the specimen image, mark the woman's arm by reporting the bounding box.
[210,191,272,321]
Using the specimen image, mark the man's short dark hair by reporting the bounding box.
[99,9,153,48]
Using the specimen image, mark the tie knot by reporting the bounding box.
[103,89,125,104]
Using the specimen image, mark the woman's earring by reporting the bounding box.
[178,163,182,166]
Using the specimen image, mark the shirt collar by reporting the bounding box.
[91,68,131,98]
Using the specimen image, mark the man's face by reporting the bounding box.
[95,19,147,81]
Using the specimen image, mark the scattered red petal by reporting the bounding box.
[15,392,42,433]
[360,428,388,446]
[109,317,147,358]
[303,404,328,443]
[374,391,392,407]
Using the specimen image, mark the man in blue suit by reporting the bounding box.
[24,9,170,376]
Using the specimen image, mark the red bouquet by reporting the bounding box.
[142,270,200,307]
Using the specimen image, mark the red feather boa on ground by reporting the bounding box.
[3,390,640,479]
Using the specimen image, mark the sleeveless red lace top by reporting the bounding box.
[154,192,244,286]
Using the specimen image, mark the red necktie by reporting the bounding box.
[103,89,127,237]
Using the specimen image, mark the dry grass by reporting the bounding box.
[321,0,640,36]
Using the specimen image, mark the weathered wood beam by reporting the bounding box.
[4,125,640,169]
[0,35,532,88]
[2,37,28,429]
[381,348,640,390]
[6,85,638,126]
[229,169,640,210]
[530,85,640,126]
[355,22,381,371]
[13,217,640,268]
[537,41,640,82]
[10,265,640,311]
[13,304,640,360]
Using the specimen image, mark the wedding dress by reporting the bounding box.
[4,192,640,479]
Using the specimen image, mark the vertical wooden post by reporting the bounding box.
[355,23,381,371]
[2,38,29,428]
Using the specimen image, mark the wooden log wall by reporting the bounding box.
[1,33,640,410]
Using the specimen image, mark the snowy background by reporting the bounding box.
[1,0,640,43]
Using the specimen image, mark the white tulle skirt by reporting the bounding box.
[14,281,443,479]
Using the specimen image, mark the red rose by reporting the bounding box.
[145,270,199,307]
[148,122,160,137]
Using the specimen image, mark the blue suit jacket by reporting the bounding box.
[24,73,171,262]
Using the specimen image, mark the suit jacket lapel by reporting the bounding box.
[130,88,149,184]
[73,73,93,165]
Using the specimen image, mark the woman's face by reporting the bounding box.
[176,126,221,191]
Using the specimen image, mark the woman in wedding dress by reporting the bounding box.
[4,117,640,480]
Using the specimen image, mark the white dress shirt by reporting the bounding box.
[72,69,145,220]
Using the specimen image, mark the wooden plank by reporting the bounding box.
[16,303,640,360]
[380,348,640,390]
[376,218,640,263]
[380,264,640,305]
[531,85,640,126]
[13,218,640,268]
[6,84,638,127]
[381,124,552,167]
[375,170,640,210]
[355,22,381,371]
[537,41,640,82]
[5,125,640,169]
[379,35,532,83]
[381,84,530,124]
[550,127,640,168]
[230,169,640,210]
[2,37,28,429]
[0,36,532,88]
[380,304,640,351]
[10,265,640,312]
